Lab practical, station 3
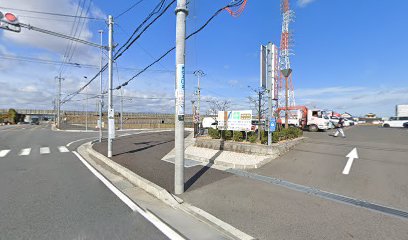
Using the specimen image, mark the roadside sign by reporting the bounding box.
[269,118,276,132]
[217,110,252,131]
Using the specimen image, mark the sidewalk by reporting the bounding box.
[90,131,408,240]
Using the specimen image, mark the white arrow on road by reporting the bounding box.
[342,148,359,175]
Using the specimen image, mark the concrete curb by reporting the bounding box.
[163,137,306,170]
[80,141,256,240]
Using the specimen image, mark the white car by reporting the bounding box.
[382,117,408,128]
[329,116,351,127]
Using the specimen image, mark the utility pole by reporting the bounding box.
[98,30,103,142]
[107,15,115,158]
[120,87,124,130]
[55,75,64,128]
[267,43,278,145]
[174,0,188,195]
[193,70,205,135]
[83,76,88,131]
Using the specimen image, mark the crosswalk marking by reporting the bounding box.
[19,148,31,156]
[0,150,10,157]
[40,147,50,154]
[58,146,69,153]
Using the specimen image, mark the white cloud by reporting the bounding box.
[298,0,317,7]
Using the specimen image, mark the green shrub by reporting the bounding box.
[208,128,220,139]
[233,131,243,142]
[224,130,233,140]
[260,130,268,144]
[272,127,303,143]
[248,134,257,143]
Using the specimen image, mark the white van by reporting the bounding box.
[202,117,217,129]
[382,116,408,128]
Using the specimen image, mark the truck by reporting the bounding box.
[396,104,408,117]
[276,106,330,132]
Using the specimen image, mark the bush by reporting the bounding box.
[248,134,257,143]
[233,131,243,142]
[208,128,221,139]
[224,130,233,140]
[260,130,268,144]
[272,127,303,143]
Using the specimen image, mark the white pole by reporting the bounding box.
[98,30,103,142]
[107,15,115,158]
[174,0,188,194]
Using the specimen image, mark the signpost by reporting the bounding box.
[269,118,276,132]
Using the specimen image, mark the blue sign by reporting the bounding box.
[269,118,276,132]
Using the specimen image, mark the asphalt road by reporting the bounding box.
[0,123,167,239]
[97,126,408,239]
[253,125,408,210]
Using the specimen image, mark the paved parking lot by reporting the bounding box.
[253,125,408,210]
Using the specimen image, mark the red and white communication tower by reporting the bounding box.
[279,0,296,107]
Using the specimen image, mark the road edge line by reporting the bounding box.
[73,151,186,240]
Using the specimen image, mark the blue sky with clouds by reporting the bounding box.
[0,0,407,117]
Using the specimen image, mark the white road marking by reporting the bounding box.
[66,137,97,147]
[0,150,11,157]
[342,148,359,175]
[72,151,185,240]
[19,148,31,156]
[58,146,70,153]
[40,147,50,154]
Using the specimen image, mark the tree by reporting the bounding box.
[8,108,18,124]
[206,98,231,116]
[247,87,268,140]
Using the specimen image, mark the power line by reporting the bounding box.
[114,0,171,60]
[115,0,145,19]
[113,0,247,90]
[0,5,105,20]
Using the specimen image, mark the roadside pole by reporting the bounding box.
[56,75,64,128]
[194,70,204,135]
[267,43,273,145]
[107,15,115,158]
[281,69,292,129]
[120,88,123,130]
[174,0,188,195]
[98,30,103,142]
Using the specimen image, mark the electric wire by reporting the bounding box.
[115,0,145,19]
[0,5,105,20]
[113,0,246,90]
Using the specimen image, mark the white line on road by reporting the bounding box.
[19,148,31,156]
[58,146,70,153]
[40,147,51,154]
[0,150,10,157]
[66,137,97,147]
[72,151,185,240]
[343,148,359,175]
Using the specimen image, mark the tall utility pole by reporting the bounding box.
[84,76,89,131]
[107,15,115,158]
[174,0,188,195]
[120,87,124,130]
[193,70,205,134]
[98,30,103,142]
[55,75,64,128]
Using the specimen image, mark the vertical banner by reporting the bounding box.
[176,64,185,120]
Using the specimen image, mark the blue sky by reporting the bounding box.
[0,0,407,117]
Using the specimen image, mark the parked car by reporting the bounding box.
[329,116,351,127]
[382,116,408,128]
[202,117,217,129]
[403,122,408,128]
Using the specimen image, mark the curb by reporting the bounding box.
[163,137,306,170]
[81,141,256,240]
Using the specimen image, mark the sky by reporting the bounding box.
[0,0,407,117]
